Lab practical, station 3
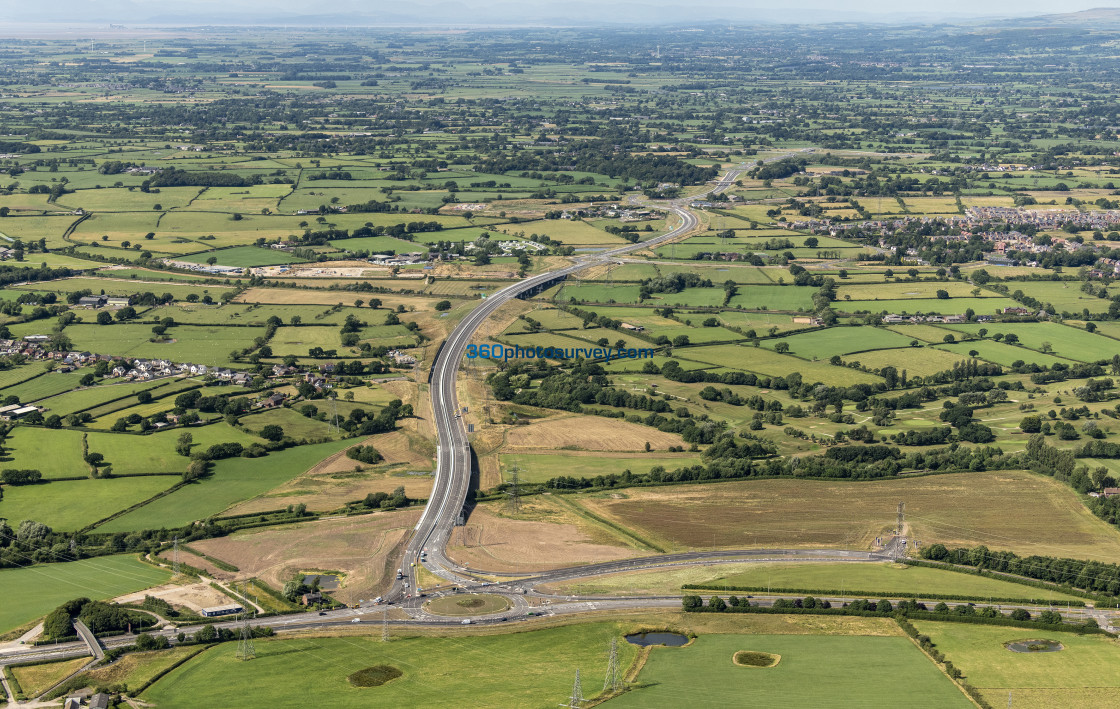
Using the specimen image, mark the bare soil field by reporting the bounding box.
[115,581,233,613]
[446,499,642,572]
[190,511,420,603]
[573,470,1120,561]
[504,414,687,452]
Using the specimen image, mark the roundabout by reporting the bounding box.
[422,593,511,617]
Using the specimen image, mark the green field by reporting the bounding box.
[238,406,342,441]
[84,379,202,420]
[0,370,92,402]
[0,476,177,529]
[933,340,1076,367]
[0,364,49,390]
[943,322,1120,363]
[0,555,171,636]
[179,245,308,268]
[912,621,1120,708]
[34,379,165,416]
[1010,281,1118,314]
[63,324,266,366]
[842,298,1018,315]
[1,422,261,477]
[268,325,347,357]
[94,438,354,531]
[144,622,635,709]
[611,633,970,708]
[765,326,917,359]
[328,235,419,253]
[86,424,265,475]
[680,343,882,385]
[15,278,235,302]
[2,427,89,478]
[729,285,817,310]
[843,347,966,377]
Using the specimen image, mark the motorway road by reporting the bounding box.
[396,202,702,598]
[400,151,827,598]
[399,157,819,597]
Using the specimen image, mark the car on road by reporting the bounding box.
[318,611,327,616]
[461,619,472,624]
[351,618,361,623]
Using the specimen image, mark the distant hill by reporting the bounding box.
[994,7,1120,28]
[3,1,1118,29]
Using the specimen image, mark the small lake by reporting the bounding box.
[625,632,689,647]
[1006,639,1063,653]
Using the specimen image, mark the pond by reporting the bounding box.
[625,632,689,647]
[1005,639,1063,653]
[303,573,340,591]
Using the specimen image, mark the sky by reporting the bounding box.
[5,0,1119,25]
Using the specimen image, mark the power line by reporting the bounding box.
[172,537,180,576]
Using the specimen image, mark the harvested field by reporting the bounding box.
[573,471,1120,561]
[504,414,686,452]
[446,500,641,572]
[189,511,420,603]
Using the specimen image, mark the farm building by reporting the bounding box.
[77,295,107,307]
[199,603,243,617]
[4,406,41,420]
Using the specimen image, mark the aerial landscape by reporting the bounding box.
[10,2,1120,706]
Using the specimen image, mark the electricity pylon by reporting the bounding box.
[562,669,584,708]
[236,611,256,660]
[603,637,622,693]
